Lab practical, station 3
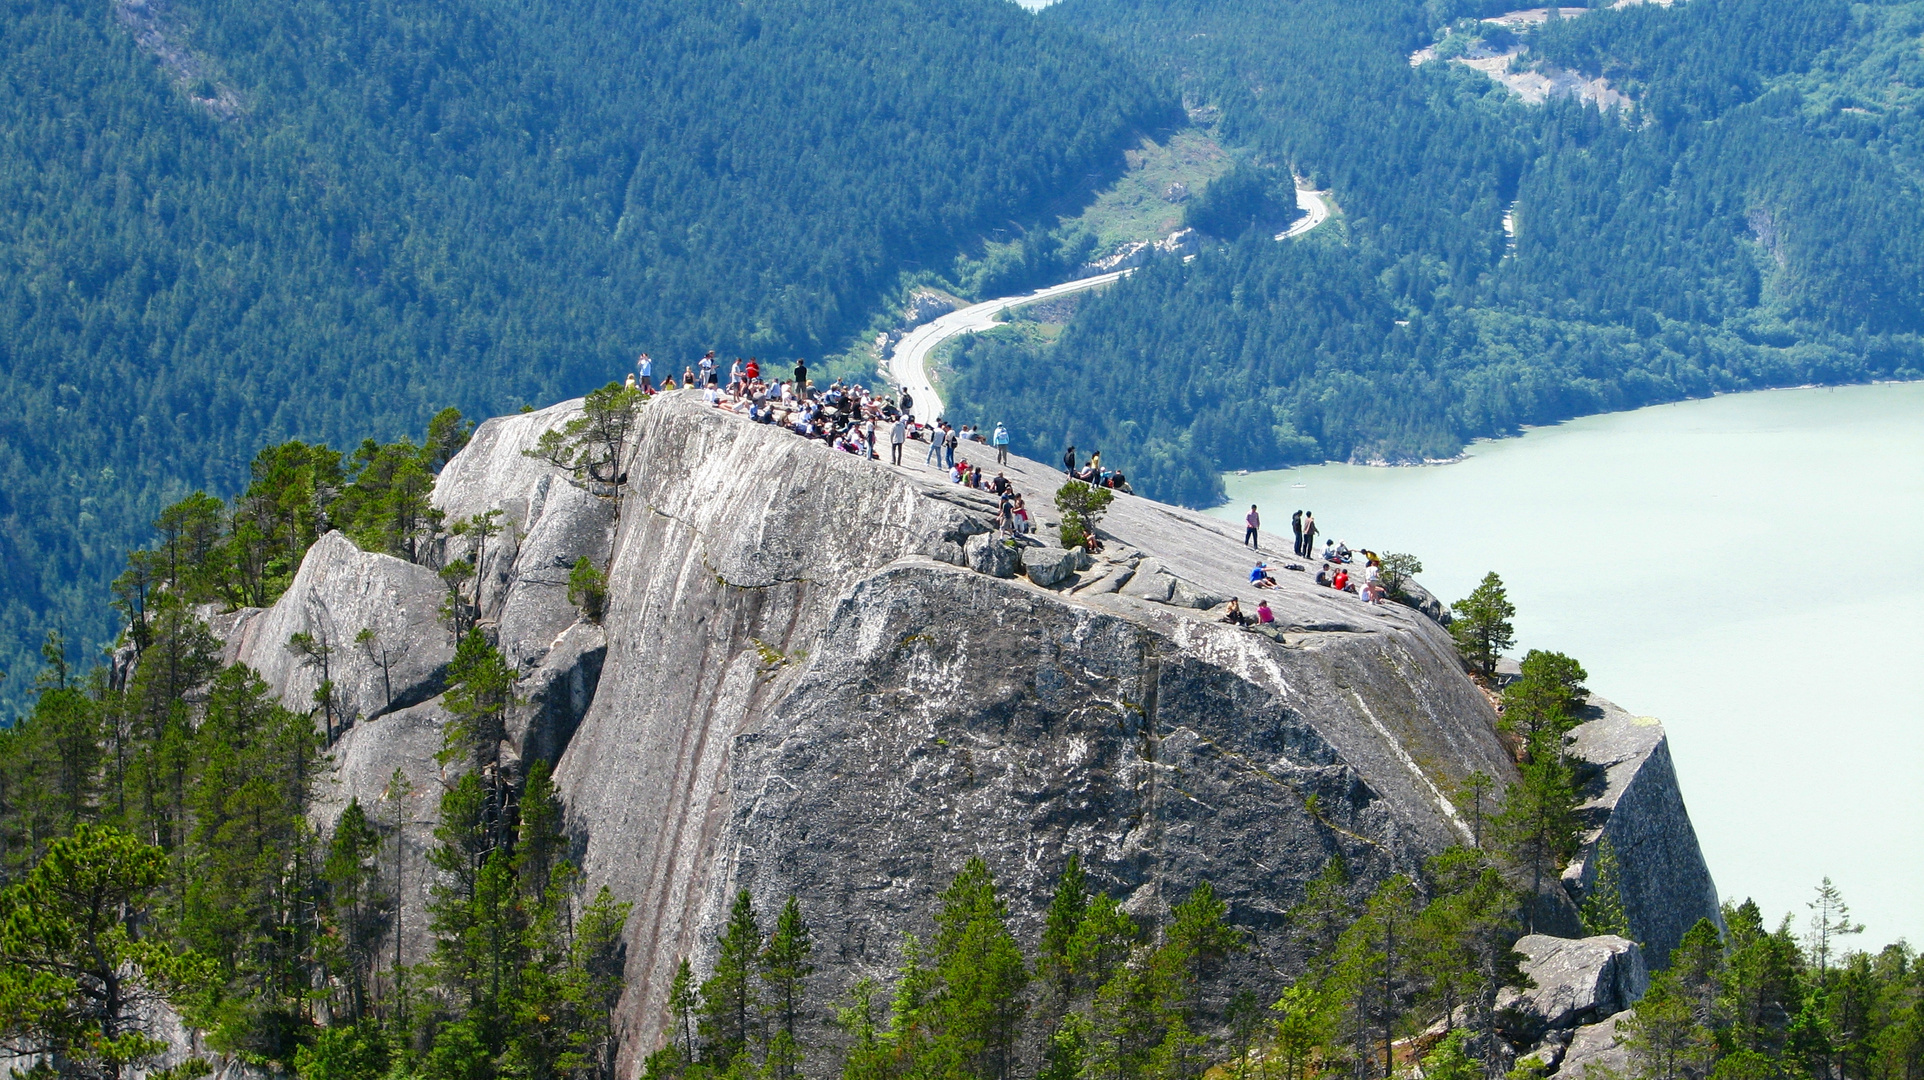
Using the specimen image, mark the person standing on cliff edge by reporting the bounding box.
[993,422,1010,465]
[793,358,809,397]
[1301,511,1318,560]
[1291,509,1304,556]
[636,352,654,393]
[1245,505,1261,549]
[890,414,907,466]
[1063,445,1077,474]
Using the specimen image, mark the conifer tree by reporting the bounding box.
[700,889,763,1068]
[1449,573,1515,679]
[1040,853,1091,1001]
[0,825,216,1080]
[1494,750,1583,932]
[1329,875,1422,1080]
[762,895,815,1080]
[1579,837,1631,939]
[321,799,391,1024]
[1066,893,1140,998]
[931,857,1031,1080]
[1806,878,1865,975]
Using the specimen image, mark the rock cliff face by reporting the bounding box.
[206,392,1721,1077]
[1563,700,1724,964]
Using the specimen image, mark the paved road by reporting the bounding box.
[889,186,1332,421]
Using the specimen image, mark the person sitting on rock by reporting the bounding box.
[1331,568,1350,592]
[1361,563,1385,604]
[1315,564,1332,587]
[1012,496,1031,535]
[1249,562,1277,588]
[1256,599,1275,624]
[1335,541,1353,563]
[1222,598,1252,626]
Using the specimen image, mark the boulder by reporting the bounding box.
[1022,546,1080,587]
[1558,1013,1633,1080]
[1156,227,1201,257]
[1517,1028,1574,1073]
[224,532,453,724]
[964,532,1020,578]
[1170,578,1226,610]
[902,290,956,325]
[1498,935,1648,1041]
[1119,558,1176,601]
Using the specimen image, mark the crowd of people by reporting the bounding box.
[1229,503,1390,627]
[629,351,1062,541]
[629,352,1387,621]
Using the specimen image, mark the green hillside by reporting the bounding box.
[0,0,1175,703]
[946,0,1924,507]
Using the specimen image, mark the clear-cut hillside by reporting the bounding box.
[208,391,1720,1074]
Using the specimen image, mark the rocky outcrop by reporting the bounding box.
[543,394,1534,1073]
[188,391,1719,1079]
[1562,700,1723,965]
[310,699,451,965]
[1558,1013,1634,1080]
[222,531,454,724]
[1082,229,1203,274]
[1499,934,1649,1045]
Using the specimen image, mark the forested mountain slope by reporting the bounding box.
[947,0,1924,507]
[0,0,1174,703]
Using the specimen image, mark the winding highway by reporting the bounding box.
[888,186,1332,421]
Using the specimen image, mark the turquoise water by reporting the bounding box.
[1212,383,1924,947]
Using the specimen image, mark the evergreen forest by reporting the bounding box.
[946,0,1924,506]
[0,0,1175,708]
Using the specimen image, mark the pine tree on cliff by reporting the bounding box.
[1449,572,1515,680]
[1494,745,1582,932]
[929,857,1032,1080]
[762,895,814,1080]
[1327,875,1422,1080]
[320,798,390,1025]
[1499,649,1589,748]
[1039,853,1091,1002]
[700,889,763,1068]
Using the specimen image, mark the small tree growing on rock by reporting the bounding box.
[1054,481,1114,550]
[1580,836,1631,938]
[568,557,609,623]
[524,382,648,492]
[1377,552,1423,599]
[1449,572,1515,680]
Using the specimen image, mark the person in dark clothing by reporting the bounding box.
[793,359,809,395]
[1291,510,1304,557]
[901,389,915,418]
[1063,445,1077,473]
[1300,512,1318,560]
[944,425,960,468]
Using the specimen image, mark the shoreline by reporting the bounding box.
[1216,377,1923,499]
